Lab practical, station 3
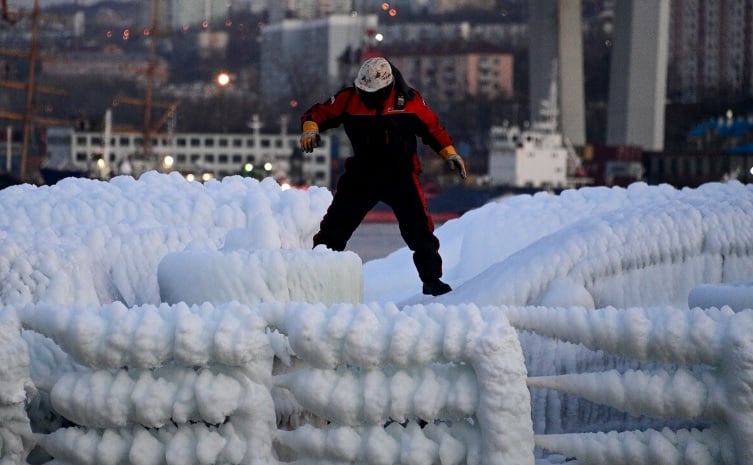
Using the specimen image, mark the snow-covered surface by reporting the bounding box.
[158,247,363,306]
[0,174,752,465]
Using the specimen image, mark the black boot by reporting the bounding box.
[422,278,452,296]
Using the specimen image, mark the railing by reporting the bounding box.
[507,303,747,465]
[3,297,752,464]
[16,301,533,465]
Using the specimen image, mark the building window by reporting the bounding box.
[75,152,87,162]
[219,139,228,147]
[205,138,215,147]
[233,139,242,147]
[218,154,229,164]
[176,138,187,147]
[190,138,201,147]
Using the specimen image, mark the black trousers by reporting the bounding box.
[313,167,443,283]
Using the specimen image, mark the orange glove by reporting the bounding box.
[300,121,321,153]
[439,146,467,180]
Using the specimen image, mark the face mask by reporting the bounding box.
[358,84,393,109]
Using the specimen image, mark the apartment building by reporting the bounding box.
[386,45,514,103]
[669,0,753,102]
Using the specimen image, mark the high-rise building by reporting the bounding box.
[432,0,496,13]
[147,0,229,31]
[266,0,353,22]
[259,14,378,112]
[387,48,514,103]
[668,0,753,103]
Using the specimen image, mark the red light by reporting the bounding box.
[381,3,389,10]
[389,8,397,16]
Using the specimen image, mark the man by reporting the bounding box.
[300,57,466,296]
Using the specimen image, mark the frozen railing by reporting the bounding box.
[442,182,753,310]
[7,297,753,464]
[0,311,34,465]
[15,301,533,465]
[506,303,749,465]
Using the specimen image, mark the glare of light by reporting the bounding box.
[726,109,734,120]
[122,29,130,40]
[143,28,150,36]
[290,100,298,108]
[264,162,273,171]
[375,33,384,42]
[381,3,389,10]
[749,166,753,176]
[185,173,196,182]
[216,72,231,87]
[281,182,291,191]
[106,30,112,38]
[163,155,174,169]
[225,20,232,27]
[202,172,214,182]
[96,158,106,169]
[389,8,397,16]
[202,21,209,29]
[244,163,254,172]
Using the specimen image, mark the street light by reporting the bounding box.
[216,72,231,87]
[215,72,232,133]
[162,154,174,171]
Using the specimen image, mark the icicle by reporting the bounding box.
[504,305,725,365]
[278,423,460,465]
[49,365,280,430]
[37,423,251,465]
[527,367,719,421]
[276,365,478,425]
[720,311,753,464]
[17,301,271,369]
[535,427,735,465]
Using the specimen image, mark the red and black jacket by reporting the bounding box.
[301,86,454,175]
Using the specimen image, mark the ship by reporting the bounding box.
[487,65,591,190]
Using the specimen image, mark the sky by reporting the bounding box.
[1,174,752,465]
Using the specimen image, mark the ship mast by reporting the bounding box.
[19,0,40,181]
[142,0,159,167]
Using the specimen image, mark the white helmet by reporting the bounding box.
[354,57,394,92]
